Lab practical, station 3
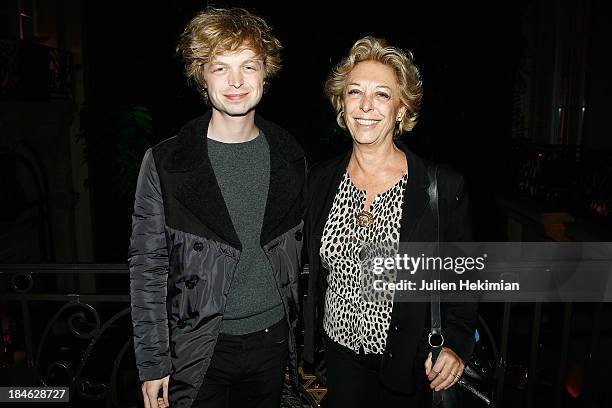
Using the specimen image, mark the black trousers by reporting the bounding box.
[193,319,289,408]
[324,334,426,408]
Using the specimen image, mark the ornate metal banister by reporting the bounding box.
[0,264,321,407]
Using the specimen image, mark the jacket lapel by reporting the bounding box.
[167,111,241,248]
[257,116,306,245]
[165,111,306,249]
[309,143,430,242]
[309,152,351,242]
[398,147,430,241]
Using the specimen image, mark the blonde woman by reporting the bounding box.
[303,37,477,407]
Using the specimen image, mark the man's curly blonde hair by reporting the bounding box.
[176,7,282,103]
[325,36,423,135]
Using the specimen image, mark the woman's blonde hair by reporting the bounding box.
[325,36,423,135]
[176,7,282,103]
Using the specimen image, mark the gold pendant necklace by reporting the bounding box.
[356,210,375,228]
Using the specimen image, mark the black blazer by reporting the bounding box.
[302,142,477,393]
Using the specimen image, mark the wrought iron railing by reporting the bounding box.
[0,264,323,407]
[1,264,135,407]
[1,264,606,407]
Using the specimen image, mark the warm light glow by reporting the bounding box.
[591,201,608,216]
[564,360,584,399]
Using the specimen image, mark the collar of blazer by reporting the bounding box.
[163,110,305,249]
[398,144,431,241]
[307,141,430,244]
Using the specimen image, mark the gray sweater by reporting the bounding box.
[208,133,285,334]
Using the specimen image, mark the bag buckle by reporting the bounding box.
[428,332,444,348]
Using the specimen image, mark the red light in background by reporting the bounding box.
[565,360,584,399]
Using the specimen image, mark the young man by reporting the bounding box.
[128,8,305,408]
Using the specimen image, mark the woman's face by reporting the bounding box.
[342,60,407,147]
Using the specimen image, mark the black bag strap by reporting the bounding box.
[427,165,444,405]
[427,165,443,350]
[426,165,494,407]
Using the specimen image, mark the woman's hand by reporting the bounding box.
[424,347,464,391]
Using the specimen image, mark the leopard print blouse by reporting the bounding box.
[321,171,407,354]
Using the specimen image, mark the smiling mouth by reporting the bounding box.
[225,93,248,101]
[355,118,380,126]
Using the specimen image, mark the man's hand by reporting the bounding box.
[142,375,170,408]
[424,347,464,391]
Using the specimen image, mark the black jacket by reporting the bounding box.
[303,143,477,393]
[128,111,306,407]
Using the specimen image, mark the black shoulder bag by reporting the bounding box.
[427,165,493,408]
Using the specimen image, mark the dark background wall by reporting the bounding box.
[3,0,611,261]
[80,0,525,260]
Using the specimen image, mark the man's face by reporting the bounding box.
[203,48,265,117]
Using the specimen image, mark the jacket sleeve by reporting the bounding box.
[295,156,308,316]
[441,172,478,363]
[302,162,322,365]
[128,148,171,381]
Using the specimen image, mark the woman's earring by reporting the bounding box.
[394,115,403,136]
[337,110,346,127]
